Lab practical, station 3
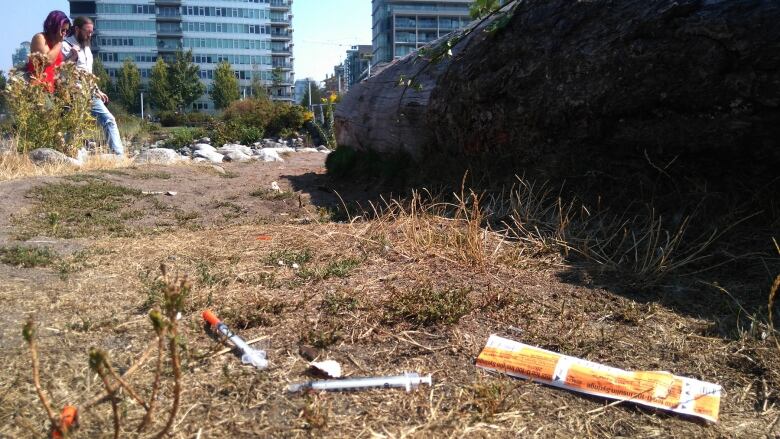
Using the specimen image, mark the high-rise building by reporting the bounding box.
[67,0,295,111]
[11,42,31,69]
[344,45,371,89]
[371,0,473,66]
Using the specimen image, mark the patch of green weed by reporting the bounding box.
[250,188,294,200]
[266,248,313,266]
[135,171,172,180]
[15,181,141,238]
[321,291,359,315]
[0,246,57,268]
[383,286,472,326]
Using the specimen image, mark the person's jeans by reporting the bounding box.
[91,97,124,156]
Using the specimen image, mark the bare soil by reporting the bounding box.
[0,155,777,438]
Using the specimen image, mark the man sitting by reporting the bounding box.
[62,16,124,156]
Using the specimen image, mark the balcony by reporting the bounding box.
[270,17,291,26]
[272,63,293,70]
[157,39,183,53]
[155,0,181,6]
[270,30,292,41]
[270,0,291,11]
[156,25,182,37]
[155,9,181,22]
[156,15,181,22]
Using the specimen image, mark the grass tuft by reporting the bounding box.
[383,286,472,327]
[321,290,359,315]
[14,180,141,239]
[250,188,294,200]
[266,248,313,266]
[0,246,57,268]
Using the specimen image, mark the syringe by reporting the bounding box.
[203,310,268,369]
[287,372,432,393]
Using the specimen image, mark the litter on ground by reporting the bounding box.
[476,335,721,422]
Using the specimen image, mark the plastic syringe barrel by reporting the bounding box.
[288,372,432,393]
[202,310,267,369]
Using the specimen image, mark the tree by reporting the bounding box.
[470,0,501,19]
[92,58,112,96]
[269,67,286,98]
[250,66,267,99]
[299,80,324,107]
[149,57,175,112]
[0,71,7,114]
[169,50,204,112]
[115,58,141,113]
[211,61,240,110]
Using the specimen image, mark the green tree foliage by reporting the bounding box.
[169,50,205,112]
[116,58,141,113]
[210,61,240,110]
[271,67,285,87]
[149,57,175,112]
[299,80,324,107]
[0,71,7,114]
[221,96,307,139]
[92,57,112,95]
[250,68,267,99]
[470,0,501,19]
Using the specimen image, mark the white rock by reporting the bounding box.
[210,165,226,175]
[223,151,252,162]
[270,181,281,192]
[218,143,253,156]
[29,148,81,167]
[192,157,208,163]
[194,149,224,163]
[297,147,320,153]
[265,146,295,154]
[255,149,284,162]
[263,140,284,149]
[133,148,180,165]
[197,137,211,144]
[75,148,89,164]
[192,143,217,153]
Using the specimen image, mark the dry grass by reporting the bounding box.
[0,148,134,182]
[1,172,778,438]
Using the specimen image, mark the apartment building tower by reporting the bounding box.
[371,0,472,66]
[67,0,295,111]
[344,45,372,89]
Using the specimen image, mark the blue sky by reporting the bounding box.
[2,0,372,82]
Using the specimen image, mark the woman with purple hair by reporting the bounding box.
[27,10,71,92]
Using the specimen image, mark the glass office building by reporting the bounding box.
[372,0,472,65]
[67,0,295,110]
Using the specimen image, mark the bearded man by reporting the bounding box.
[62,16,124,156]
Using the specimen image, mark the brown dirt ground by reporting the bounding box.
[0,155,778,438]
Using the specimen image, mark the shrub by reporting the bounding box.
[266,104,307,137]
[157,111,214,128]
[205,121,262,146]
[164,127,204,149]
[108,103,155,145]
[234,124,264,145]
[5,54,97,156]
[222,97,307,138]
